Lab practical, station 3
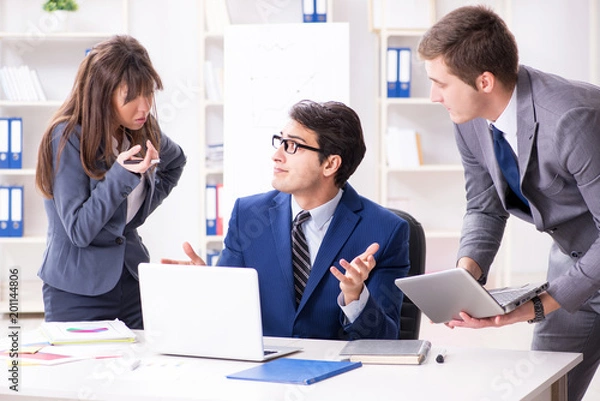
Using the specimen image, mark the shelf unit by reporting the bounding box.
[376,22,468,277]
[0,0,129,314]
[199,10,225,264]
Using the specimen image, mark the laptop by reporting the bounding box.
[394,268,548,324]
[138,263,301,361]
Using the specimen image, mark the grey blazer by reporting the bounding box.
[38,123,186,296]
[454,65,600,312]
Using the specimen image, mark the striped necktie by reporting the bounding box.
[292,210,311,306]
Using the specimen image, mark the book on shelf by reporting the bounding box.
[227,358,362,385]
[40,319,136,345]
[386,128,423,168]
[0,66,46,102]
[339,339,432,365]
[206,143,224,168]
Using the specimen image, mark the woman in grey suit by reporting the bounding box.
[418,6,600,401]
[35,35,186,329]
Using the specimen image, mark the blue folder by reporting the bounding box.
[226,358,362,385]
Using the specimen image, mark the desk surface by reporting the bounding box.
[0,332,582,401]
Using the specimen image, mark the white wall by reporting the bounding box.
[132,0,598,269]
[131,0,202,262]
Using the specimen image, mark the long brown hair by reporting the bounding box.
[36,35,163,199]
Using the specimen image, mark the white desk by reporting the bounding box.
[0,333,581,401]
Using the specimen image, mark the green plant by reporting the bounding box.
[42,0,79,12]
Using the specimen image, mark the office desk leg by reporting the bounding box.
[551,375,568,401]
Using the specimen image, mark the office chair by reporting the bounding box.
[387,208,426,340]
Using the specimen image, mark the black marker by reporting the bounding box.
[436,349,447,364]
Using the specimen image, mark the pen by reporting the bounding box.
[436,349,447,364]
[124,159,160,165]
[127,358,141,371]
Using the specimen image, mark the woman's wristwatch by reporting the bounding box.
[527,296,545,323]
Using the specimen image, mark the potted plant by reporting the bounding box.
[42,0,79,32]
[42,0,79,12]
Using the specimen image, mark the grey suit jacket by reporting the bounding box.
[454,65,600,312]
[38,123,186,296]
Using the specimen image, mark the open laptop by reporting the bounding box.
[138,263,301,361]
[394,268,548,324]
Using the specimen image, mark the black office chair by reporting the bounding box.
[387,208,426,340]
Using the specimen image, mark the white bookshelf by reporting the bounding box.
[0,0,129,314]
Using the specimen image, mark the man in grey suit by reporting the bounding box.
[418,5,600,400]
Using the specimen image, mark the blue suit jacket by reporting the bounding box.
[218,184,410,340]
[38,123,186,296]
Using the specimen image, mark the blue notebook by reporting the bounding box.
[226,358,362,385]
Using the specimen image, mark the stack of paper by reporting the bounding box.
[40,319,136,345]
[386,128,423,168]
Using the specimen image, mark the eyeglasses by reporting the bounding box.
[272,134,323,155]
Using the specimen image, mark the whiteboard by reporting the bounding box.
[222,23,350,231]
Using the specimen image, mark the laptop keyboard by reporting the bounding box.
[489,286,534,306]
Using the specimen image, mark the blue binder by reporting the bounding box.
[227,358,362,385]
[303,0,326,23]
[386,48,399,97]
[0,118,9,169]
[315,0,327,22]
[0,186,9,237]
[397,48,411,98]
[387,47,411,98]
[205,184,217,235]
[302,0,315,22]
[8,185,23,237]
[206,248,222,266]
[9,117,22,169]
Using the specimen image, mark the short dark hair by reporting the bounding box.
[289,100,366,188]
[418,5,518,90]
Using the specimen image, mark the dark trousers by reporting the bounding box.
[532,244,600,401]
[42,266,143,330]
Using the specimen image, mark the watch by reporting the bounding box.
[527,296,545,324]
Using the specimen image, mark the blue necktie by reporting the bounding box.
[491,125,529,208]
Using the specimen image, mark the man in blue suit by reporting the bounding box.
[166,100,410,340]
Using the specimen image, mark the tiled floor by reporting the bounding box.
[3,314,599,400]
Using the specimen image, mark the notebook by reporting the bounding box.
[339,339,431,365]
[394,268,548,324]
[226,358,362,385]
[138,263,301,361]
